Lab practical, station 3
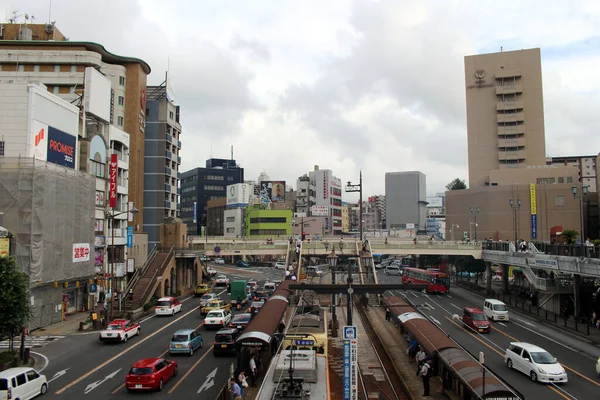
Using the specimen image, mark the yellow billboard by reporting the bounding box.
[529,183,537,215]
[0,238,9,257]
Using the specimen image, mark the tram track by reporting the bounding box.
[334,301,408,400]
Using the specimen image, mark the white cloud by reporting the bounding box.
[7,0,600,198]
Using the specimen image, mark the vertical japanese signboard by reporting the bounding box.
[343,326,358,400]
[530,183,537,239]
[109,154,118,208]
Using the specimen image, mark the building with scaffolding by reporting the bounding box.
[0,157,96,330]
[144,75,182,251]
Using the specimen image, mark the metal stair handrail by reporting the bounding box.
[137,245,175,307]
[119,245,158,309]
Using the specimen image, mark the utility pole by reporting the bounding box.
[345,172,363,240]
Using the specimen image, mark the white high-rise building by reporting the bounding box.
[296,165,342,235]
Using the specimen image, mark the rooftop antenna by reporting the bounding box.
[9,10,21,23]
[48,0,52,24]
[500,46,503,52]
[231,145,233,160]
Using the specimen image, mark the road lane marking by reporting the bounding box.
[424,302,435,310]
[447,316,600,391]
[429,316,441,325]
[167,345,213,394]
[511,320,579,353]
[548,384,575,400]
[197,367,218,393]
[515,317,536,327]
[450,303,461,310]
[409,292,418,298]
[137,294,196,324]
[111,348,169,394]
[111,321,207,394]
[489,326,519,342]
[48,369,69,383]
[447,295,452,299]
[84,368,121,394]
[55,305,200,394]
[498,322,507,327]
[32,351,49,373]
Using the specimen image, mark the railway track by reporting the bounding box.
[335,302,408,400]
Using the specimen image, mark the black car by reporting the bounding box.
[229,313,252,331]
[251,291,271,302]
[248,301,265,315]
[213,328,240,356]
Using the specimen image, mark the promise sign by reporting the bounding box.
[109,154,118,208]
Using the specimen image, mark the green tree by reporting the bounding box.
[562,229,579,245]
[0,256,31,352]
[446,178,467,191]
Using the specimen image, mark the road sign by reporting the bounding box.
[343,326,357,340]
[343,339,351,400]
[214,246,221,253]
[295,340,314,346]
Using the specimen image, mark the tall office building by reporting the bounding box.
[0,22,151,230]
[464,48,546,187]
[296,166,343,235]
[180,158,244,235]
[385,171,427,232]
[143,77,182,251]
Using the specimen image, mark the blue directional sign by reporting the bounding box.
[343,326,357,340]
[295,340,314,346]
[127,226,133,248]
[343,339,351,400]
[214,246,221,253]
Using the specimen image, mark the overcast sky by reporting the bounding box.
[4,0,600,200]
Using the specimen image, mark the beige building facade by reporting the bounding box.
[464,48,546,188]
[0,23,151,229]
[446,184,583,243]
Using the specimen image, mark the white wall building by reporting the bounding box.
[296,166,342,235]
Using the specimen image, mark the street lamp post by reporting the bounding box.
[106,207,137,322]
[509,198,522,247]
[469,222,478,242]
[346,172,363,241]
[451,224,459,242]
[469,206,480,241]
[571,185,589,248]
[327,250,338,326]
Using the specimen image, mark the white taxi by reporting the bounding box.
[203,309,232,330]
[99,319,141,343]
[155,297,183,316]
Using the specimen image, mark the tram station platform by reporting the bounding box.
[363,306,453,399]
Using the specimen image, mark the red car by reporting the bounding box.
[462,307,491,333]
[99,319,141,343]
[125,358,178,392]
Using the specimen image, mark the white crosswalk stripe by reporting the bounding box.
[0,335,65,349]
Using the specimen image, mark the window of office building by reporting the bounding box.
[0,141,4,156]
[117,116,124,126]
[555,195,564,207]
[226,216,235,222]
[89,160,105,178]
[118,96,124,106]
[204,185,224,191]
[205,175,224,181]
[119,76,125,86]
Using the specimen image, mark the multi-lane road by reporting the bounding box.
[378,271,600,400]
[33,264,282,399]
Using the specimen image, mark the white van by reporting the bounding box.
[384,265,402,276]
[483,299,509,321]
[0,367,48,400]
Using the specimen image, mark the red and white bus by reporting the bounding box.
[402,267,450,293]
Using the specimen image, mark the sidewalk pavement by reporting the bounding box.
[30,303,106,337]
[456,280,600,344]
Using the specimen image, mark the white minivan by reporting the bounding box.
[384,265,402,276]
[483,299,509,321]
[0,367,48,400]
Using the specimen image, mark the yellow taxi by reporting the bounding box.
[194,284,212,296]
[200,299,231,315]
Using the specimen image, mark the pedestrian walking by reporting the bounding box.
[416,346,427,376]
[230,378,243,400]
[238,371,248,397]
[420,358,432,396]
[249,354,258,387]
[408,338,418,362]
[385,308,392,322]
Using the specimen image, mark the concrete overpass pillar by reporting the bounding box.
[573,274,581,320]
[485,262,492,295]
[501,264,509,293]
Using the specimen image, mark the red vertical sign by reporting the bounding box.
[109,154,118,208]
